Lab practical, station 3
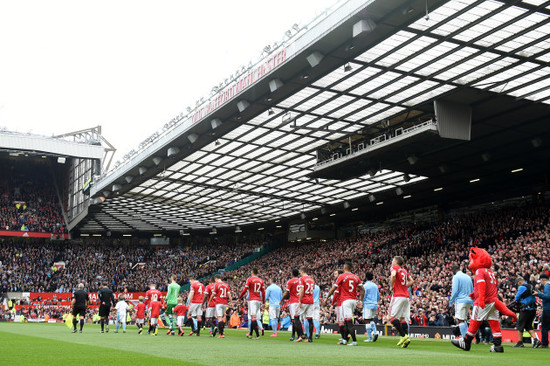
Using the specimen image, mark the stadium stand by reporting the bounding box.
[0,159,66,235]
[2,200,549,326]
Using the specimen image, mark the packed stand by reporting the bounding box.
[0,160,66,234]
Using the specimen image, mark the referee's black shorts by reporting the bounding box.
[99,305,110,317]
[72,306,86,318]
[516,309,536,331]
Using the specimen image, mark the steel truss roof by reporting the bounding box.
[78,0,550,232]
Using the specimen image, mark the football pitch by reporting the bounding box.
[0,323,549,365]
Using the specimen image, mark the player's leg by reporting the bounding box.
[116,314,120,332]
[269,307,279,337]
[165,305,173,333]
[400,318,408,335]
[307,317,314,342]
[343,301,357,345]
[313,305,321,339]
[302,313,309,339]
[72,312,78,332]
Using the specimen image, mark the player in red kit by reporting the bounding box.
[326,263,364,346]
[283,268,304,342]
[330,270,347,344]
[134,296,146,334]
[203,277,217,336]
[239,268,265,339]
[387,256,414,348]
[297,266,315,343]
[209,275,232,338]
[148,299,162,336]
[144,283,162,308]
[173,297,188,336]
[187,277,205,336]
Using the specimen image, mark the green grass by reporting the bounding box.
[0,323,549,365]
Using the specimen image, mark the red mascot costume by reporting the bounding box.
[452,247,516,353]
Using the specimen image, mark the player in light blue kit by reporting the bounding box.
[449,264,474,338]
[265,277,283,337]
[363,272,379,342]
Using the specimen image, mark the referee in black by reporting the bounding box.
[71,283,89,333]
[98,282,115,333]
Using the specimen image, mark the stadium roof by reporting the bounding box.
[77,0,550,234]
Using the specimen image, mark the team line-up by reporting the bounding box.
[69,250,550,352]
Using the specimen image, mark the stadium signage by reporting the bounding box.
[191,47,287,124]
[0,230,68,239]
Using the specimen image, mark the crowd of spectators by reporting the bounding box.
[0,237,265,293]
[0,161,66,234]
[2,201,550,328]
[223,202,550,325]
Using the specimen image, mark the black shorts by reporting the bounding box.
[72,306,86,318]
[99,305,110,317]
[516,309,536,331]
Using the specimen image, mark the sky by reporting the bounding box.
[0,0,339,162]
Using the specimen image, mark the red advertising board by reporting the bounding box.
[0,230,69,239]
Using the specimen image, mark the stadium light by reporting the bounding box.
[235,226,242,233]
[211,118,222,130]
[276,225,282,228]
[511,168,523,173]
[123,234,132,237]
[258,227,264,231]
[470,178,480,183]
[80,233,89,237]
[152,157,162,166]
[403,173,411,183]
[269,78,284,93]
[403,195,412,199]
[344,63,352,72]
[396,187,404,196]
[92,234,102,237]
[57,157,66,164]
[124,176,133,184]
[112,184,122,192]
[330,213,336,217]
[138,167,147,175]
[434,187,443,191]
[215,139,221,146]
[407,155,418,165]
[268,108,275,116]
[352,18,376,37]
[300,213,306,220]
[306,51,324,68]
[368,194,376,202]
[187,134,199,144]
[376,201,384,206]
[312,217,318,221]
[167,147,180,157]
[237,100,250,112]
[343,201,350,209]
[209,227,217,235]
[351,208,358,212]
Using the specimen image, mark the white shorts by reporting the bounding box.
[150,317,158,326]
[335,306,343,323]
[342,299,356,320]
[289,303,300,318]
[313,305,320,322]
[471,302,499,322]
[189,303,203,317]
[363,308,377,319]
[205,307,215,318]
[455,302,472,321]
[388,297,410,321]
[215,304,228,318]
[116,313,126,323]
[269,306,281,320]
[136,318,145,325]
[176,315,185,327]
[248,301,261,318]
[300,303,314,318]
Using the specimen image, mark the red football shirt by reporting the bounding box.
[334,272,361,301]
[135,303,146,318]
[149,300,161,318]
[391,265,410,298]
[299,275,315,304]
[474,268,498,303]
[173,304,188,317]
[286,278,301,304]
[190,282,205,304]
[212,282,230,305]
[332,289,342,306]
[204,283,215,307]
[240,276,265,302]
[145,289,162,307]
